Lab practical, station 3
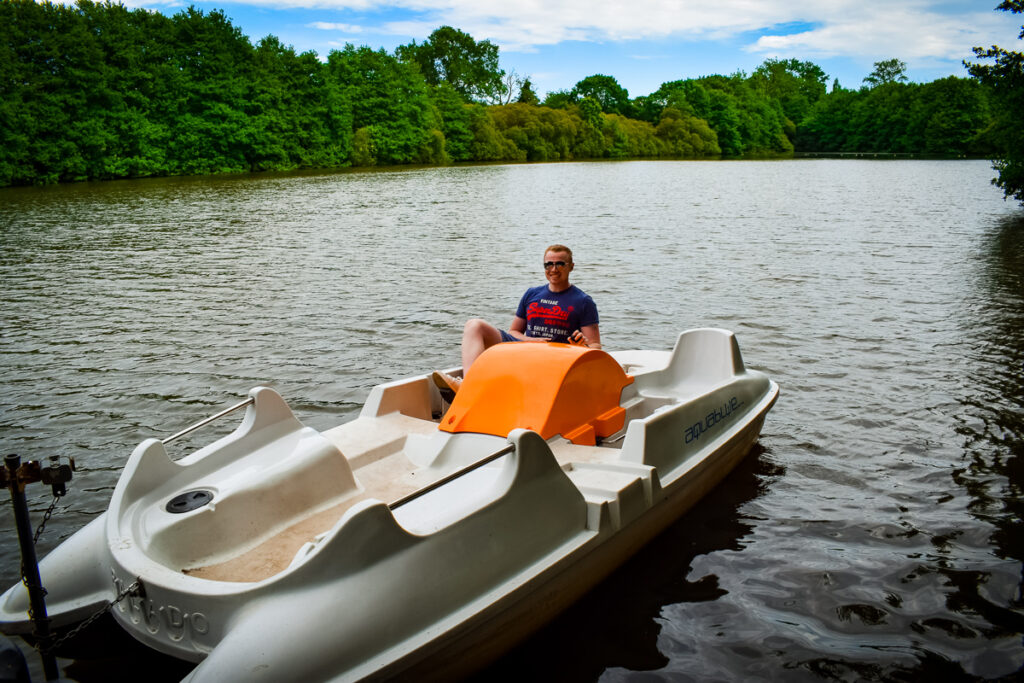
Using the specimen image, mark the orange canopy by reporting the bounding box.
[439,343,634,446]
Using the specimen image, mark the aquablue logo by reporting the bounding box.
[684,397,743,444]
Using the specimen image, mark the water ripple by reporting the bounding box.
[1,161,1022,681]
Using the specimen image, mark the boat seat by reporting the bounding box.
[438,343,634,446]
[635,328,745,394]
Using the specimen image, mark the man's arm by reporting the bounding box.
[507,315,548,342]
[576,324,602,349]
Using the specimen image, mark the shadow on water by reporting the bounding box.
[469,445,782,682]
[56,623,196,682]
[950,213,1024,660]
[794,214,1024,683]
[957,213,1024,565]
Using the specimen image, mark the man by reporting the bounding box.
[432,244,601,397]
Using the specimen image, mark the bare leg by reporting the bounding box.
[462,318,504,371]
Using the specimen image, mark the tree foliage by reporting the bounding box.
[327,45,443,165]
[0,0,357,184]
[655,108,721,156]
[641,75,792,156]
[864,58,909,87]
[572,74,633,117]
[0,2,1010,188]
[517,79,539,105]
[395,26,503,103]
[966,1,1024,204]
[797,76,994,157]
[540,89,575,109]
[752,58,828,126]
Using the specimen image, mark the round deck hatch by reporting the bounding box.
[166,489,214,514]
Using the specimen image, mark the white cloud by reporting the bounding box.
[366,2,1008,57]
[377,0,827,47]
[309,22,364,32]
[129,0,1021,63]
[746,7,1017,60]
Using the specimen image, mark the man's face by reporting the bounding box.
[543,250,573,289]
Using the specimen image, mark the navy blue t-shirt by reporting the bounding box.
[515,285,599,343]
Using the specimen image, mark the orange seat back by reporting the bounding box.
[438,343,634,446]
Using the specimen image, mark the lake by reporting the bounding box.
[1,159,1022,681]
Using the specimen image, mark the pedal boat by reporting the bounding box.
[0,329,778,681]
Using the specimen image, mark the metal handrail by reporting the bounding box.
[388,444,515,510]
[159,396,515,509]
[162,397,255,445]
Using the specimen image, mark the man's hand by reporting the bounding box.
[569,330,587,346]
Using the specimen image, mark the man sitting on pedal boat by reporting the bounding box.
[433,244,601,398]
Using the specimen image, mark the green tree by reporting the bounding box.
[603,114,661,157]
[1,0,361,185]
[577,97,603,127]
[396,26,504,103]
[696,74,792,156]
[164,6,255,175]
[489,103,579,161]
[909,77,991,155]
[518,78,539,105]
[633,80,700,123]
[752,58,828,126]
[705,87,743,155]
[630,75,792,156]
[469,107,522,161]
[1,0,126,182]
[571,74,632,117]
[430,82,476,161]
[680,81,712,119]
[796,89,859,151]
[864,58,909,87]
[247,36,351,170]
[541,89,575,109]
[797,76,994,156]
[846,82,918,152]
[967,1,1024,203]
[654,107,721,156]
[327,44,443,165]
[2,0,70,182]
[571,99,606,157]
[630,94,660,123]
[88,1,177,178]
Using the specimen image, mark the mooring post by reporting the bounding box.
[4,454,60,681]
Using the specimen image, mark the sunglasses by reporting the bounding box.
[543,261,569,269]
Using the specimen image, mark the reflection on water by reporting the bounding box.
[961,215,1024,562]
[1,161,1022,681]
[471,447,781,682]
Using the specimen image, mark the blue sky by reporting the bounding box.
[125,1,1022,98]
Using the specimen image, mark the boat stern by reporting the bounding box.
[0,515,115,637]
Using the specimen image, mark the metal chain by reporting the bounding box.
[33,494,62,544]
[19,563,45,623]
[15,494,64,623]
[40,580,142,656]
[13,486,141,655]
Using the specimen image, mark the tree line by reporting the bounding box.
[1,0,1020,204]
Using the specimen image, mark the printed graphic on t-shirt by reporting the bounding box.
[515,285,597,344]
[525,300,573,339]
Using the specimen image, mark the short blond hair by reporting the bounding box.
[545,244,573,262]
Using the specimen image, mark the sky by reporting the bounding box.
[122,0,1022,98]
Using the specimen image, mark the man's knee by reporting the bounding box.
[463,318,501,346]
[463,318,492,337]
